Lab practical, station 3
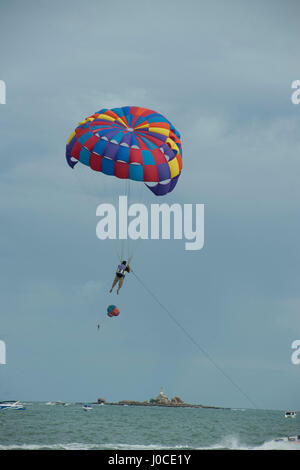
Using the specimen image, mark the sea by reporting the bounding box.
[0,403,299,451]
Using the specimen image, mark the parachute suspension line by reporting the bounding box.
[128,233,143,266]
[116,178,130,263]
[131,269,260,410]
[113,243,122,264]
[112,183,121,263]
[128,180,146,264]
[121,177,138,264]
[126,178,132,261]
[121,177,133,262]
[118,179,125,262]
[127,179,131,258]
[127,180,147,265]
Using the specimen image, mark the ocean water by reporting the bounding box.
[0,403,299,450]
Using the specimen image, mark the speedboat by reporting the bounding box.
[285,410,296,418]
[0,401,25,410]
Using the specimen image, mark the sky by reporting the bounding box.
[0,0,299,410]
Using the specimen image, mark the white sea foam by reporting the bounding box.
[194,435,300,451]
[0,443,98,451]
[1,438,299,451]
[253,439,300,451]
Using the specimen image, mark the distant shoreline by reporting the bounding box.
[93,401,229,410]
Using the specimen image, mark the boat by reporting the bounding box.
[83,403,93,411]
[275,435,300,443]
[0,401,25,410]
[45,401,67,406]
[285,410,296,418]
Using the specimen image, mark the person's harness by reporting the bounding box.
[116,264,126,277]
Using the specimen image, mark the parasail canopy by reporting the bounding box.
[66,106,182,196]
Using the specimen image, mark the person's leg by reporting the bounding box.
[116,277,124,294]
[110,275,119,293]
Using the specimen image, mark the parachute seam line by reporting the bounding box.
[131,269,259,410]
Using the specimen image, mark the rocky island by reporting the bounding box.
[95,388,228,410]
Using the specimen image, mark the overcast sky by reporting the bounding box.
[0,0,300,410]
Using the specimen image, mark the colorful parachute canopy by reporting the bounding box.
[66,106,182,196]
[107,305,120,318]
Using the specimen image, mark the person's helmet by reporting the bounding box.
[121,260,127,265]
